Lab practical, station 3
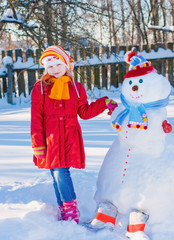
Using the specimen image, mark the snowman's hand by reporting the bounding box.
[162,120,172,133]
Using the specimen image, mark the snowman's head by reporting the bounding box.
[123,50,171,103]
[122,72,171,104]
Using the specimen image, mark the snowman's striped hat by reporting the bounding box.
[124,50,156,79]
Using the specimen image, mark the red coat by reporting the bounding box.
[31,80,108,169]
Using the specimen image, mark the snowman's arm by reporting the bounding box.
[162,120,172,133]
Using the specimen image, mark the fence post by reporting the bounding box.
[118,46,126,84]
[150,44,160,73]
[15,49,26,97]
[85,47,92,89]
[1,51,6,97]
[102,46,109,89]
[94,46,100,88]
[110,46,118,87]
[7,63,13,104]
[36,48,43,78]
[0,78,2,98]
[167,42,174,86]
[7,50,13,58]
[143,44,150,52]
[26,49,36,94]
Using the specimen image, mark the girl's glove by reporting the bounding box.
[105,99,118,115]
[33,146,46,159]
[162,120,172,133]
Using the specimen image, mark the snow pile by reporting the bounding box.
[1,8,24,24]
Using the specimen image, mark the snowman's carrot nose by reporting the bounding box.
[132,85,138,91]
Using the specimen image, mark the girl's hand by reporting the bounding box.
[105,99,118,115]
[33,146,46,159]
[162,120,172,133]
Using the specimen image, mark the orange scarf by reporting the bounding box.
[49,76,71,100]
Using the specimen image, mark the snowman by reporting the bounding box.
[88,51,174,240]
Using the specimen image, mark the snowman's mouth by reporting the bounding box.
[129,93,143,99]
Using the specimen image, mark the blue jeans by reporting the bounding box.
[50,168,76,206]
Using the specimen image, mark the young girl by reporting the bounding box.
[30,45,117,224]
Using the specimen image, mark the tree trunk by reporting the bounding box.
[120,0,126,45]
[150,0,160,43]
[44,0,53,46]
[60,1,68,48]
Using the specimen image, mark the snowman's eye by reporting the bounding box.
[139,79,143,83]
[129,80,132,85]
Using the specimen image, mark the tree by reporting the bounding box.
[0,0,174,52]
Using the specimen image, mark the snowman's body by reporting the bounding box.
[94,72,174,237]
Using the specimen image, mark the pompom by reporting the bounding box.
[125,51,136,64]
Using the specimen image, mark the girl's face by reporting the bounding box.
[47,63,67,78]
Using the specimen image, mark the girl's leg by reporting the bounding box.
[50,169,63,206]
[50,168,79,223]
[51,168,76,202]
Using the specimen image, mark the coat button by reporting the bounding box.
[59,103,63,107]
[59,117,63,120]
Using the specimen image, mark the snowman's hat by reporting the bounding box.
[124,50,156,78]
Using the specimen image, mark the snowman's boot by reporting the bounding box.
[126,210,150,240]
[87,201,117,230]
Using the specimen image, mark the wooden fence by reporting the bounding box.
[0,43,174,104]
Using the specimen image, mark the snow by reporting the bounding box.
[148,24,174,32]
[0,84,174,239]
[0,56,13,76]
[0,8,37,28]
[1,8,24,24]
[0,64,7,76]
[2,56,13,66]
[0,90,124,240]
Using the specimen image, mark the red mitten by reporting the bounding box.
[105,99,118,115]
[162,120,172,133]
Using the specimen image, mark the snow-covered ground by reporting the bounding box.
[0,87,174,240]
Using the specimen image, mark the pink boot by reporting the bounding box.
[61,199,80,223]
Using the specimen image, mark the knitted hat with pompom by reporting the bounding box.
[40,45,74,71]
[124,50,156,79]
